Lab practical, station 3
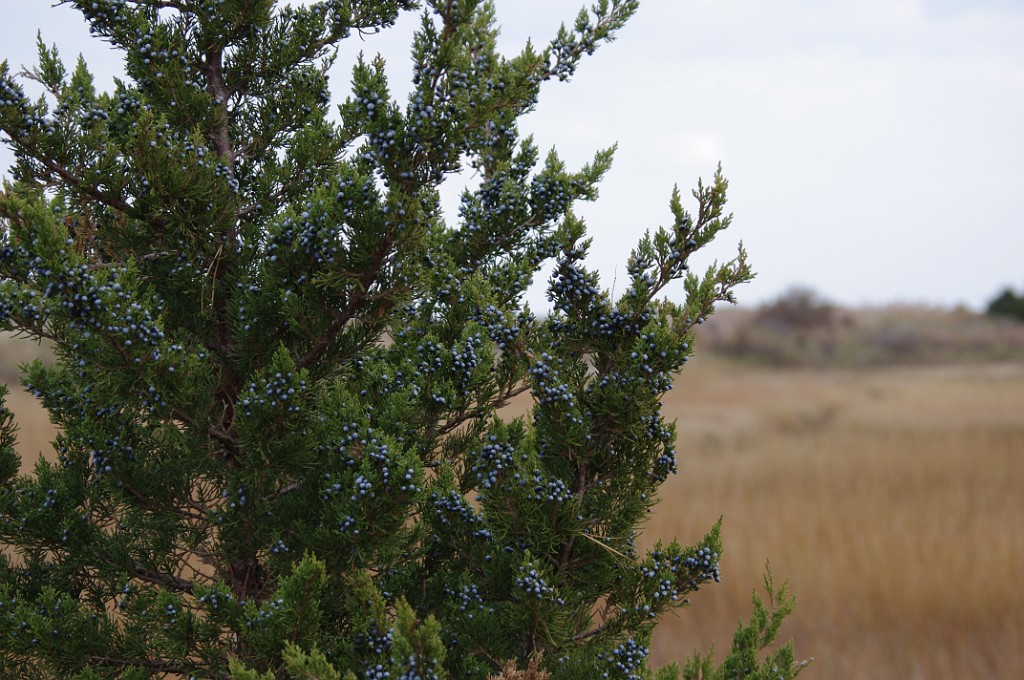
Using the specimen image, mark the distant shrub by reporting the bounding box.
[987,287,1024,323]
[755,287,836,334]
[718,289,842,365]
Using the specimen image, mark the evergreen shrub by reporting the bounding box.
[0,1,803,677]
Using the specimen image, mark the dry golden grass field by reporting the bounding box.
[2,333,1023,679]
[643,355,1024,680]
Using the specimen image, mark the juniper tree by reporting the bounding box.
[0,1,802,678]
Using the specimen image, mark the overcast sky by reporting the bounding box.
[3,0,1022,310]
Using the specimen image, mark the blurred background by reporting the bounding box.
[3,0,1024,678]
[640,293,1024,680]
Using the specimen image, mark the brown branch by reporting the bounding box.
[194,42,250,457]
[171,407,235,447]
[126,0,189,10]
[295,238,394,371]
[84,250,173,271]
[121,479,208,523]
[436,382,530,439]
[84,654,227,679]
[199,47,234,165]
[132,564,197,594]
[261,480,302,503]
[571,618,613,643]
[31,154,163,230]
[2,319,60,345]
[556,461,589,573]
[184,494,211,517]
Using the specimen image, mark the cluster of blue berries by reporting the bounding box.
[237,371,307,417]
[551,307,653,342]
[460,166,529,235]
[311,0,354,38]
[470,437,515,490]
[81,105,109,127]
[343,425,418,492]
[266,203,341,267]
[36,383,103,436]
[514,563,556,601]
[641,549,685,603]
[212,159,240,194]
[354,90,386,122]
[354,625,394,677]
[321,435,419,513]
[139,383,168,412]
[547,38,582,82]
[89,281,164,348]
[162,602,179,629]
[368,125,401,163]
[528,353,575,407]
[379,200,413,233]
[114,582,135,612]
[666,233,697,268]
[321,474,349,501]
[0,74,50,139]
[336,514,357,535]
[4,247,166,358]
[588,369,641,396]
[222,486,248,511]
[244,597,286,629]
[113,90,145,117]
[0,593,66,639]
[450,335,482,387]
[76,0,130,35]
[197,588,233,612]
[443,583,488,620]
[548,256,600,316]
[597,638,648,680]
[0,285,44,327]
[0,297,14,327]
[0,73,28,112]
[684,546,721,583]
[41,263,98,324]
[530,172,575,224]
[466,117,521,163]
[365,663,391,680]
[641,415,677,482]
[395,656,442,680]
[471,305,521,349]
[521,470,572,503]
[136,33,186,71]
[428,266,466,302]
[334,173,379,221]
[351,474,373,500]
[405,69,455,130]
[40,488,58,511]
[167,239,209,280]
[325,421,368,459]
[88,435,137,476]
[429,490,487,537]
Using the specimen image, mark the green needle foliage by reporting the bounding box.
[0,1,803,678]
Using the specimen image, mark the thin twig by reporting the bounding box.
[132,564,196,594]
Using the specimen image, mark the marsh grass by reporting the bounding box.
[645,356,1024,679]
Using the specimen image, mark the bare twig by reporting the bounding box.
[132,564,196,594]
